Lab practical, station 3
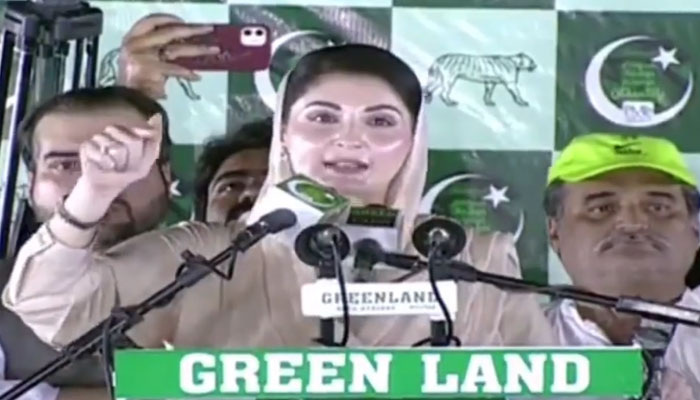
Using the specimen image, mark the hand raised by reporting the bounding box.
[79,113,163,196]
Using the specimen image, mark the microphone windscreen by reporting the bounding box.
[246,175,350,245]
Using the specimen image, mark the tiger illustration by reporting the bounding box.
[424,52,537,107]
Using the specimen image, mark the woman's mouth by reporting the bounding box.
[323,159,369,175]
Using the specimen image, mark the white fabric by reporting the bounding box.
[546,290,700,399]
[0,341,58,400]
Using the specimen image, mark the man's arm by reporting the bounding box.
[3,114,178,348]
[1,177,119,347]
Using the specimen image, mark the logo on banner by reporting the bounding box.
[419,174,525,242]
[301,281,458,319]
[584,35,694,128]
[253,30,343,110]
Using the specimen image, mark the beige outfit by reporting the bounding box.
[3,75,555,350]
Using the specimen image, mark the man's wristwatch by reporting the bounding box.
[56,195,101,230]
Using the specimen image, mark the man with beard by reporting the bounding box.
[193,118,272,223]
[544,133,699,399]
[22,87,172,246]
[0,86,172,399]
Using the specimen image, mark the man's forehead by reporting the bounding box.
[214,149,269,174]
[34,107,147,154]
[567,168,685,194]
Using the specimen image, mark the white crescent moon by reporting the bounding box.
[419,173,526,242]
[585,35,693,128]
[253,30,335,110]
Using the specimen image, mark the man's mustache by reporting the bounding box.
[594,230,670,253]
[225,197,255,223]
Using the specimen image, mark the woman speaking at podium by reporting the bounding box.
[3,44,555,349]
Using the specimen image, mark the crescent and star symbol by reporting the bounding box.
[419,174,524,241]
[584,35,693,128]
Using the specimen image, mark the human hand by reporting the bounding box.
[118,13,219,99]
[79,113,163,197]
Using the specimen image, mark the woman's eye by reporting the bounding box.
[308,112,339,124]
[367,115,396,127]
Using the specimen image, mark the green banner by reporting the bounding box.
[114,347,643,398]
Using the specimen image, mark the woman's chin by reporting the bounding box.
[308,171,381,205]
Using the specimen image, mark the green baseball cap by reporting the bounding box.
[547,133,697,187]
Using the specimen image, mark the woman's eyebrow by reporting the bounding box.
[304,100,341,110]
[364,104,402,113]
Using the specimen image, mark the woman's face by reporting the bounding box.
[282,72,414,204]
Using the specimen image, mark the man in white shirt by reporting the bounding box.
[543,133,698,399]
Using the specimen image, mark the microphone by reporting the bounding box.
[411,216,465,347]
[295,224,351,268]
[294,224,352,348]
[185,208,297,281]
[232,208,297,251]
[353,238,420,281]
[411,216,466,259]
[341,206,402,253]
[245,175,350,245]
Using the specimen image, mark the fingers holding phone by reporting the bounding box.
[118,13,220,99]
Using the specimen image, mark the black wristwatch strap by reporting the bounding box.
[56,196,100,230]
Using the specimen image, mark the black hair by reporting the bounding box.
[19,86,172,171]
[193,117,273,221]
[543,181,700,218]
[280,44,422,128]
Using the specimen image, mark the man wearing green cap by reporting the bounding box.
[544,133,699,398]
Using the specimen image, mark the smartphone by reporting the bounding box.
[173,24,271,72]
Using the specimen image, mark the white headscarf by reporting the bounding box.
[247,46,427,249]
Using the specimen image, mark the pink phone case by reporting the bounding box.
[173,24,271,71]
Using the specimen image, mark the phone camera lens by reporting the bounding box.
[255,29,263,36]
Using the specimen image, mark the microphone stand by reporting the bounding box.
[635,327,671,400]
[442,262,700,328]
[428,252,450,347]
[369,245,700,328]
[0,245,237,400]
[294,224,352,347]
[317,254,337,347]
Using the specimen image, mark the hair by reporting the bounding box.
[543,180,700,219]
[280,44,422,128]
[193,117,273,221]
[19,86,172,171]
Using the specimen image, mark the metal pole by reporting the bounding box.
[0,43,35,258]
[0,30,15,137]
[84,36,98,87]
[71,38,83,89]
